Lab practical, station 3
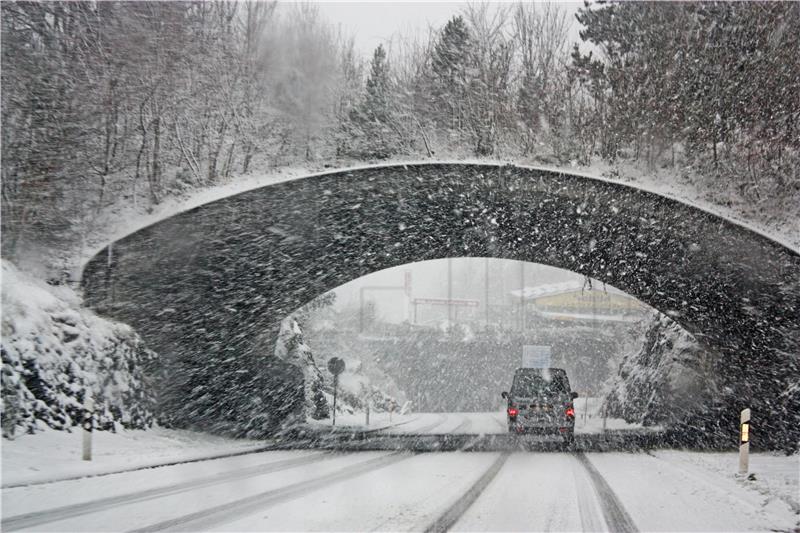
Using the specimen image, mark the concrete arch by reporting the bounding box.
[82,163,799,441]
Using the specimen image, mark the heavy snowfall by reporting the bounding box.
[1,1,798,532]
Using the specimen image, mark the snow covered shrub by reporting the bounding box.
[603,312,715,428]
[274,317,330,421]
[1,261,157,437]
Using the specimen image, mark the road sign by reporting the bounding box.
[522,345,552,368]
[327,357,345,375]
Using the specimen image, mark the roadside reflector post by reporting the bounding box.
[365,401,370,426]
[738,408,750,476]
[583,395,589,425]
[82,396,94,461]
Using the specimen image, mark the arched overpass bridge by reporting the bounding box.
[81,163,799,444]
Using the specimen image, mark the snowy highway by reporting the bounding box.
[3,413,797,532]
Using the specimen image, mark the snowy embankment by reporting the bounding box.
[1,426,269,487]
[1,261,156,437]
[603,312,712,428]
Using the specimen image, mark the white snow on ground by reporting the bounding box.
[75,158,798,280]
[454,453,604,532]
[652,450,800,514]
[308,408,652,436]
[3,452,393,532]
[3,449,795,532]
[215,452,499,532]
[587,452,799,531]
[1,426,268,487]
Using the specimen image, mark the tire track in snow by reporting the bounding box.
[571,454,610,532]
[415,413,451,434]
[2,452,333,531]
[128,451,413,532]
[422,452,510,533]
[378,413,449,435]
[450,415,472,434]
[575,452,638,533]
[361,415,422,434]
[1,442,308,490]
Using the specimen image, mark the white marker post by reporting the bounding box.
[738,408,750,476]
[82,396,94,461]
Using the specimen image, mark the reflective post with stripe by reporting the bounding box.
[738,408,750,475]
[82,396,94,461]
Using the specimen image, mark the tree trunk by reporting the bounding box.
[150,113,161,204]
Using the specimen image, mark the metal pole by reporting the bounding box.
[359,287,364,333]
[584,395,589,424]
[365,401,370,426]
[520,261,525,331]
[739,408,750,475]
[485,257,490,329]
[447,258,453,326]
[332,374,338,427]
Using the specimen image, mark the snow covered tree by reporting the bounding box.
[274,317,330,420]
[1,262,157,437]
[343,44,405,159]
[428,16,473,141]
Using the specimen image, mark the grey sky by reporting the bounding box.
[310,1,587,59]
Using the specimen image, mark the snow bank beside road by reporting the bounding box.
[588,451,799,531]
[1,260,156,437]
[653,450,800,515]
[1,426,267,487]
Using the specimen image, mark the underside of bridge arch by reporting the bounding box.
[82,163,799,446]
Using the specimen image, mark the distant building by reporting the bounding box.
[509,280,648,326]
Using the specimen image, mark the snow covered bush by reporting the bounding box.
[1,261,157,437]
[274,317,329,421]
[603,312,714,428]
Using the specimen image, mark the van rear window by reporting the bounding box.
[511,372,569,397]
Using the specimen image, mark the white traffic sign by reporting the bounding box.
[522,345,552,368]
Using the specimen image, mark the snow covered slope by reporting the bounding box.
[603,312,713,428]
[1,260,157,437]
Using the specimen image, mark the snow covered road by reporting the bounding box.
[3,447,797,532]
[308,406,642,436]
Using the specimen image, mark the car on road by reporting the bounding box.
[502,368,578,444]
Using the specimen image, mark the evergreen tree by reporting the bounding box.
[345,44,403,159]
[364,44,391,123]
[428,16,473,135]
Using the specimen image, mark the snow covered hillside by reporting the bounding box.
[603,312,713,428]
[1,261,157,438]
